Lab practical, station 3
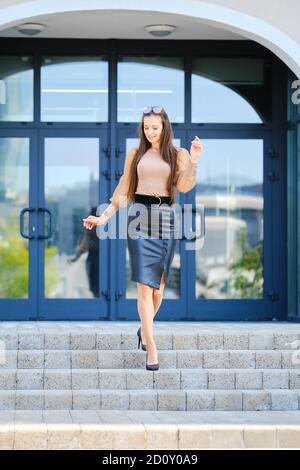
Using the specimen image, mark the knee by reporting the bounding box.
[137,283,153,301]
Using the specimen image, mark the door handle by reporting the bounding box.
[38,208,53,240]
[19,207,35,239]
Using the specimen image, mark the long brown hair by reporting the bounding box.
[127,108,178,205]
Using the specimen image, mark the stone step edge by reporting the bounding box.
[1,390,300,414]
[1,330,299,337]
[0,346,300,350]
[1,364,299,371]
[1,389,300,413]
[1,411,300,449]
[1,388,300,393]
[1,368,300,391]
[2,426,300,450]
[1,367,299,371]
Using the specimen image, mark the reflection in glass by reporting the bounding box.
[0,56,33,121]
[0,138,29,298]
[124,138,180,299]
[195,139,264,299]
[41,56,108,122]
[192,58,271,123]
[118,57,184,122]
[44,138,99,298]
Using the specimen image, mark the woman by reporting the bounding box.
[83,105,204,371]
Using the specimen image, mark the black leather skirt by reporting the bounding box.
[127,193,179,289]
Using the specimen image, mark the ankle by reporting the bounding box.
[141,327,151,340]
[146,341,157,353]
[141,329,153,342]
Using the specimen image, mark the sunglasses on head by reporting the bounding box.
[143,105,163,114]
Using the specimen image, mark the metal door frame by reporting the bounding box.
[36,128,109,320]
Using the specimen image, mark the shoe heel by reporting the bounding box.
[137,327,146,351]
[146,352,159,371]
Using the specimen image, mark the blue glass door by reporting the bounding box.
[37,129,109,320]
[186,129,284,320]
[0,129,284,321]
[114,129,282,321]
[0,130,38,320]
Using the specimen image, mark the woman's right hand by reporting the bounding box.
[82,213,108,230]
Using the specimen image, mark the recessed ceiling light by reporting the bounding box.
[14,23,45,36]
[144,24,177,37]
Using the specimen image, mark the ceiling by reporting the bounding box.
[0,10,246,39]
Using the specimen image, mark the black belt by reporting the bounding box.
[134,193,172,206]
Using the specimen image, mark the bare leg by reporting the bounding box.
[153,271,165,318]
[140,272,165,349]
[136,282,158,365]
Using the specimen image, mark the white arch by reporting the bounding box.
[0,0,300,77]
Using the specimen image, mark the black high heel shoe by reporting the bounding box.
[146,352,159,371]
[137,327,147,351]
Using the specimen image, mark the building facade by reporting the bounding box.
[0,0,299,321]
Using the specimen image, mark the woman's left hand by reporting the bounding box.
[190,136,204,163]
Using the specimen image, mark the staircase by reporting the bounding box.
[0,321,300,449]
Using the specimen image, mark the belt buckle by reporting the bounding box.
[151,195,162,206]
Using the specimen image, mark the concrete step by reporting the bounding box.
[1,410,300,449]
[1,324,300,417]
[1,368,300,390]
[1,349,299,369]
[0,388,299,411]
[1,329,300,351]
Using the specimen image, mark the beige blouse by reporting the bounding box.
[103,147,198,219]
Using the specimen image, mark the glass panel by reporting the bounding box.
[44,138,99,298]
[0,138,29,298]
[117,57,184,122]
[287,127,298,318]
[298,124,300,317]
[0,56,33,121]
[195,139,264,299]
[125,137,181,299]
[41,57,108,122]
[192,58,272,123]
